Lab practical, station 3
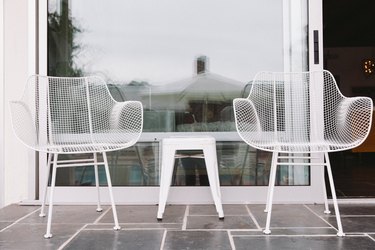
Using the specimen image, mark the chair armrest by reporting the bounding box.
[233,98,262,138]
[330,96,373,146]
[110,101,143,133]
[9,101,38,150]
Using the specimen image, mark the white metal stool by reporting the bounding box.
[157,136,224,220]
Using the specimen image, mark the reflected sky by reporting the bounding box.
[50,0,284,84]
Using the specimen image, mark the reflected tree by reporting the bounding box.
[48,0,83,76]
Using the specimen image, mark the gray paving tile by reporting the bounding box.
[233,235,375,250]
[248,204,330,228]
[86,223,182,230]
[0,204,39,221]
[64,229,164,250]
[334,204,375,215]
[304,204,375,233]
[306,204,375,216]
[100,205,186,224]
[163,230,231,250]
[327,216,375,233]
[189,204,248,216]
[303,204,328,215]
[20,205,106,224]
[187,215,257,229]
[2,203,375,249]
[0,223,83,250]
[0,221,12,230]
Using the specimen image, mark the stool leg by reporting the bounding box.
[157,147,176,220]
[203,146,224,219]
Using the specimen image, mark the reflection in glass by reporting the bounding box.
[54,141,310,186]
[54,142,159,186]
[48,0,309,187]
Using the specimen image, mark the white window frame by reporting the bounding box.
[0,0,5,208]
[31,0,327,205]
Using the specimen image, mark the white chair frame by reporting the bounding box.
[10,75,143,238]
[234,70,373,236]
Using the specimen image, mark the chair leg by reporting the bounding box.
[325,153,345,237]
[40,153,52,217]
[93,153,103,212]
[264,152,278,213]
[44,153,58,239]
[102,152,121,230]
[263,152,278,235]
[322,164,331,214]
[157,147,176,220]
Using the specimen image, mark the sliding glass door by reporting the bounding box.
[37,0,320,204]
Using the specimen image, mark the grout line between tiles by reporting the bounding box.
[268,226,334,229]
[245,205,262,230]
[231,234,367,238]
[188,214,249,217]
[346,232,375,235]
[225,229,263,232]
[57,224,88,250]
[84,227,166,231]
[159,229,167,250]
[86,222,181,225]
[227,230,237,250]
[93,207,111,224]
[303,204,338,230]
[169,228,259,232]
[339,215,375,217]
[365,233,375,242]
[0,207,41,233]
[182,205,189,230]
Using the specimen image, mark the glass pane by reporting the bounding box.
[48,0,309,187]
[54,142,159,186]
[48,0,285,132]
[53,142,309,186]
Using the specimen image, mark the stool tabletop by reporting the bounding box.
[162,136,216,145]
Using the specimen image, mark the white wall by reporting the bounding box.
[1,0,32,207]
[0,0,5,208]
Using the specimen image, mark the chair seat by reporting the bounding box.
[250,140,363,153]
[38,141,138,154]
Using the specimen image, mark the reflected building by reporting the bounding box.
[157,56,245,132]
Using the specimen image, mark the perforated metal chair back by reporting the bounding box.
[10,75,143,154]
[234,70,373,153]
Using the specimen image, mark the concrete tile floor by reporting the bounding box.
[1,204,375,249]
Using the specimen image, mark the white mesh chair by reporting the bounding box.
[233,70,373,236]
[9,75,143,238]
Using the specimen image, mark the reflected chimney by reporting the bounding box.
[196,56,208,74]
